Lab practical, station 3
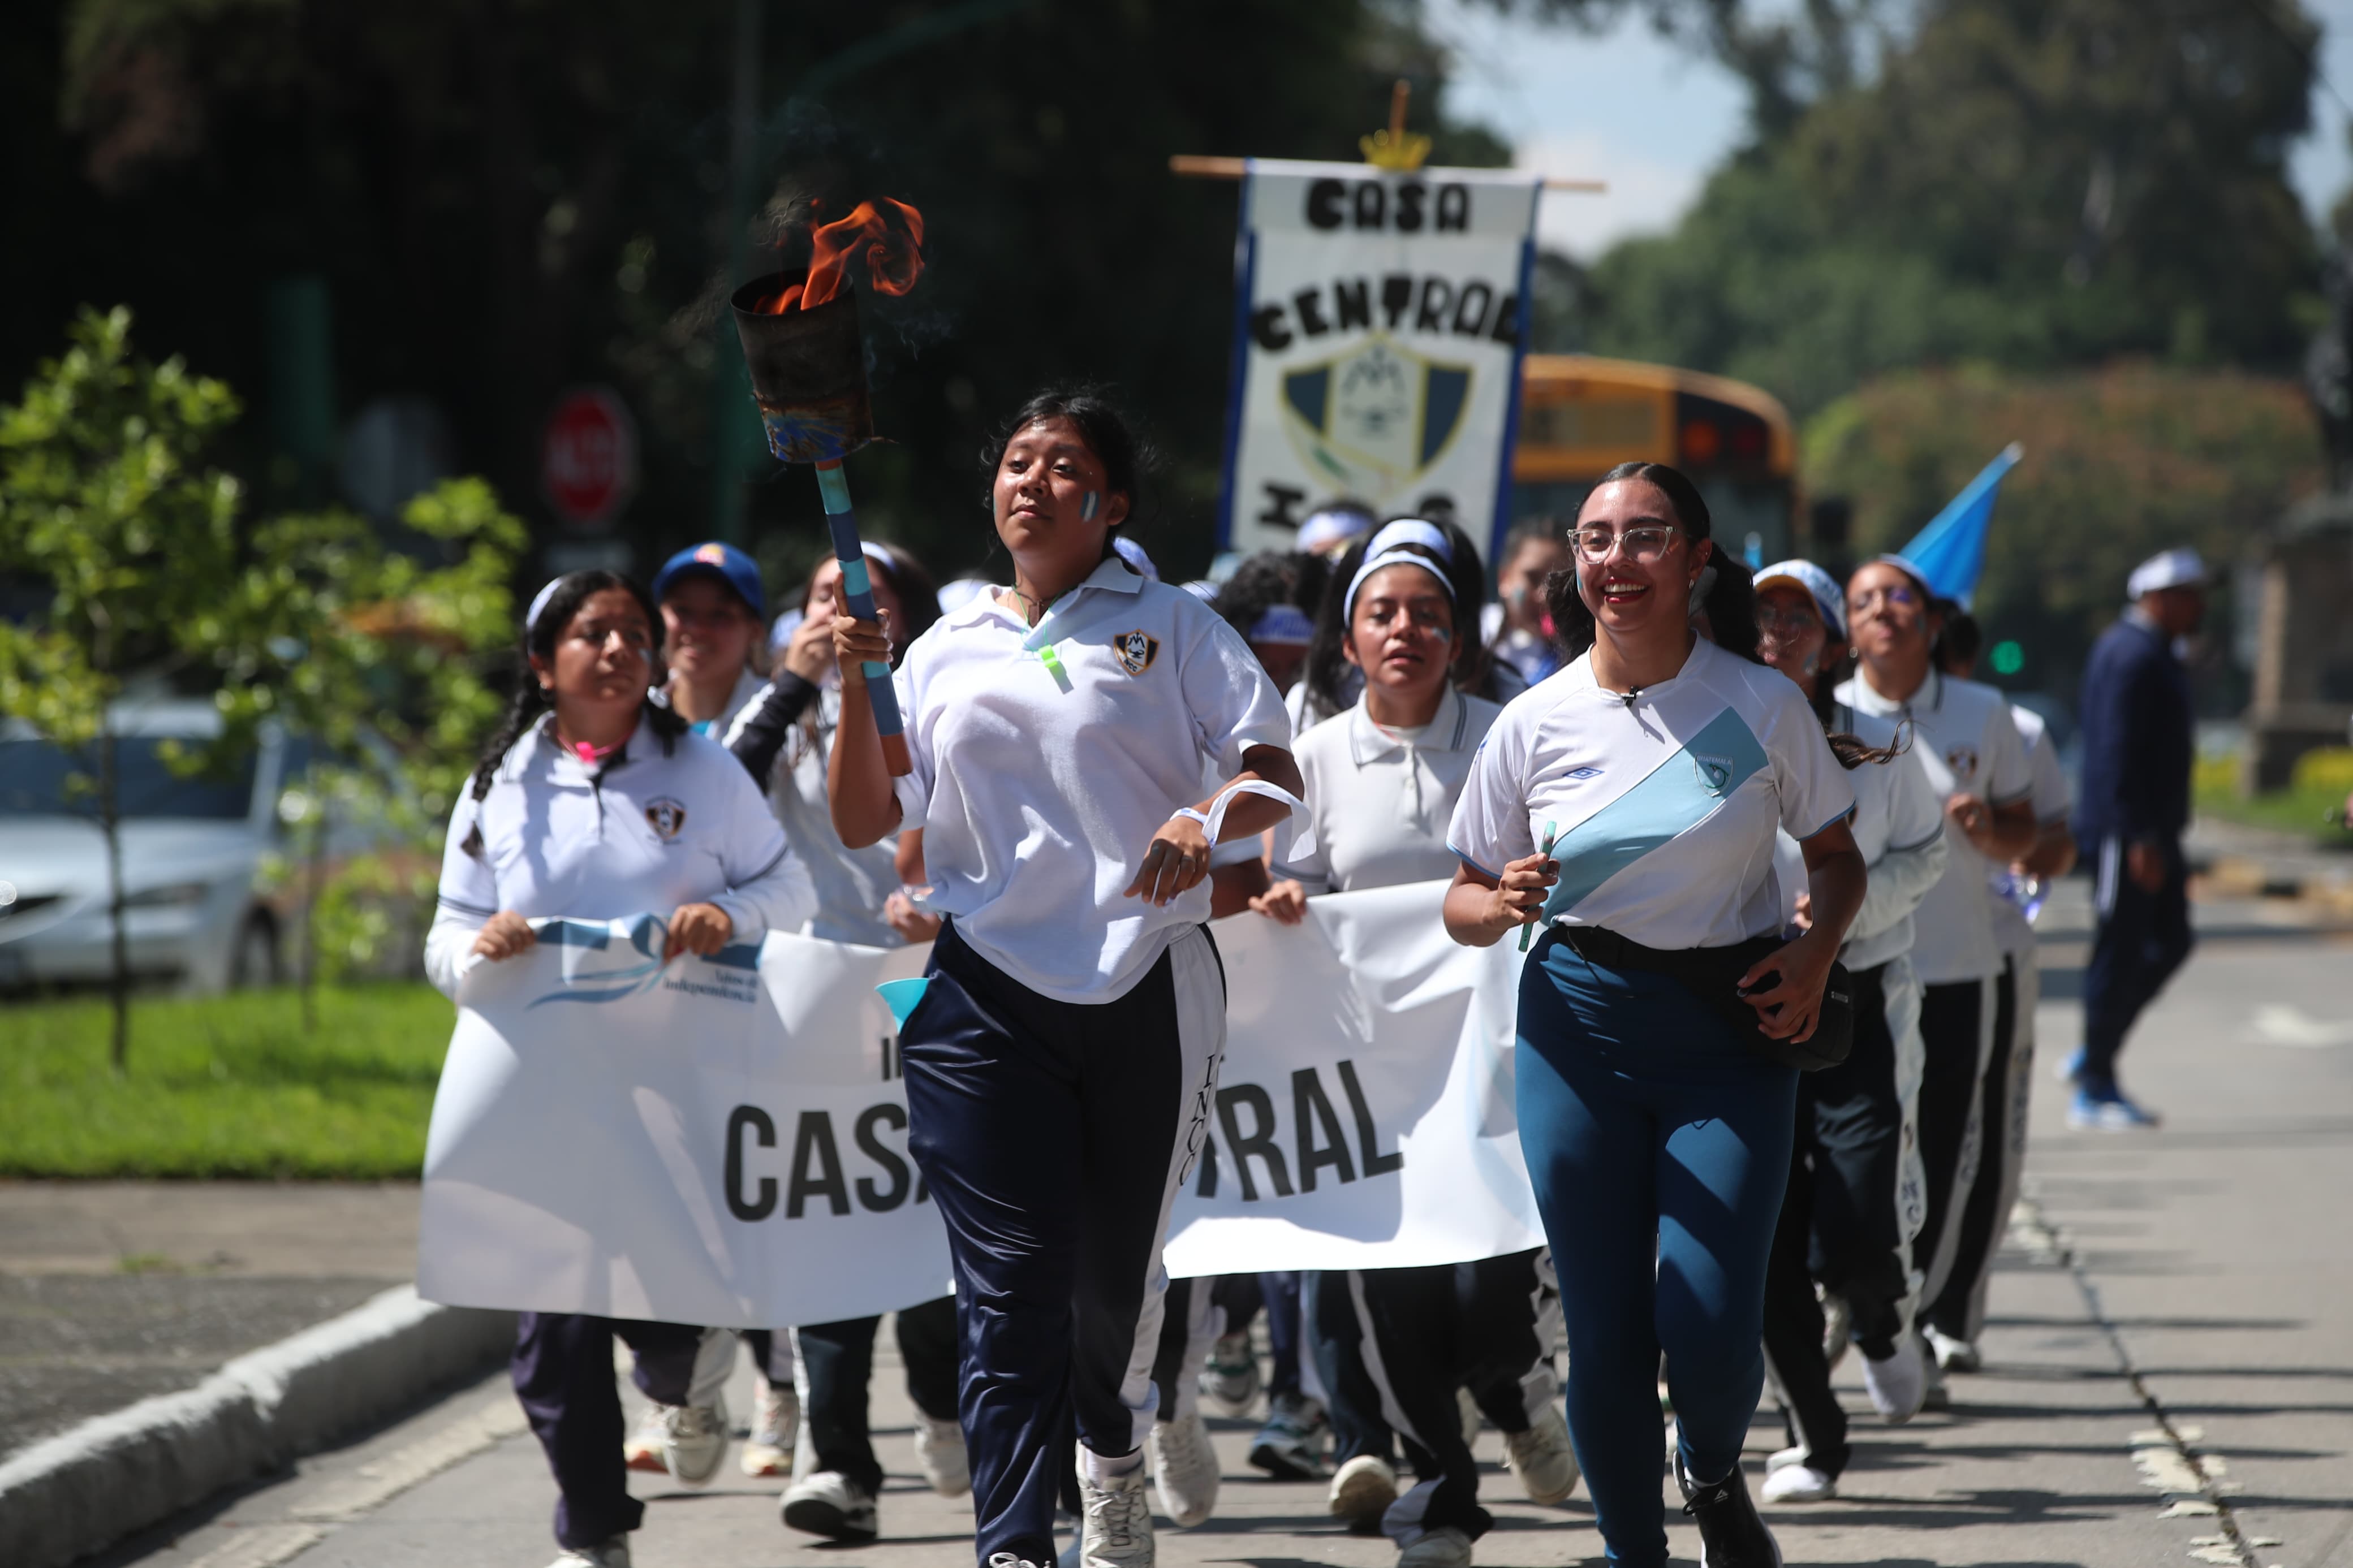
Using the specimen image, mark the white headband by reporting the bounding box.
[525,578,562,634]
[1363,519,1452,562]
[1345,548,1455,621]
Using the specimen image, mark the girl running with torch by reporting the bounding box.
[825,388,1307,1568]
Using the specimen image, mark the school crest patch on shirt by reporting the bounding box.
[645,797,688,841]
[1945,744,1980,779]
[1113,629,1160,676]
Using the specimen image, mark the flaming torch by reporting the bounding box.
[731,198,924,775]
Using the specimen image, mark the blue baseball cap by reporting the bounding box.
[653,542,765,620]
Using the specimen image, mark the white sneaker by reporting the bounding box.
[1198,1332,1262,1417]
[546,1540,630,1568]
[1817,1287,1852,1371]
[988,1557,1047,1568]
[1764,1445,1811,1475]
[781,1470,878,1541]
[1329,1453,1398,1530]
[1397,1524,1473,1567]
[1078,1460,1154,1568]
[916,1412,971,1496]
[740,1377,798,1478]
[1760,1462,1837,1504]
[1862,1338,1927,1424]
[1501,1404,1579,1504]
[1924,1326,1981,1373]
[1919,1341,1951,1411]
[1455,1386,1482,1449]
[1148,1410,1221,1527]
[621,1403,666,1474]
[650,1397,729,1485]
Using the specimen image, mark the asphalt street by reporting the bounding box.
[93,881,2353,1568]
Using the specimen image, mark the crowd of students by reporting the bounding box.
[429,387,2160,1568]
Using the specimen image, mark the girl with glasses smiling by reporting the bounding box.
[1444,463,1865,1568]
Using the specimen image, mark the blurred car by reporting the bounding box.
[1,698,298,992]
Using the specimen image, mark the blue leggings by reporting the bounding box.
[1516,934,1796,1568]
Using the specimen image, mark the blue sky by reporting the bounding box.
[1428,0,2353,260]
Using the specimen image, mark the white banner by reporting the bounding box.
[1219,159,1541,561]
[417,883,1544,1328]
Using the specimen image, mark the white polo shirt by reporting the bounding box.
[890,556,1292,1003]
[1448,638,1855,952]
[1277,685,1501,894]
[1992,703,2071,957]
[748,683,907,948]
[1824,705,1949,971]
[1834,668,2032,985]
[425,711,818,997]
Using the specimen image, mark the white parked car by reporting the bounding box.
[0,698,296,992]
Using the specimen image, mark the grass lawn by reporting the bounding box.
[2193,749,2353,848]
[0,983,456,1178]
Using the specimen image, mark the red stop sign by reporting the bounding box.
[541,387,638,530]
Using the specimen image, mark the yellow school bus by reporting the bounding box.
[1511,355,1800,561]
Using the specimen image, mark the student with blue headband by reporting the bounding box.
[1255,524,1575,1568]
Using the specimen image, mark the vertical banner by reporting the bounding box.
[1218,161,1541,562]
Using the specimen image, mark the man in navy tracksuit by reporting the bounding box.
[2070,547,2204,1130]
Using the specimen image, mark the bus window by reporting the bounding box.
[1509,355,1799,566]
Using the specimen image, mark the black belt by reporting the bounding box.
[1547,925,1854,1072]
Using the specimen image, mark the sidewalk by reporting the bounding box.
[0,1183,420,1461]
[93,888,2353,1568]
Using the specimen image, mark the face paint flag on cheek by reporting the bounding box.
[1081,490,1100,522]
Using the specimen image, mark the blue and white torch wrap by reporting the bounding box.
[813,460,912,776]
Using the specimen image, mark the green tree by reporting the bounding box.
[1804,361,2324,710]
[13,0,1509,584]
[0,306,242,1069]
[192,476,523,1020]
[1498,0,2321,416]
[1,306,523,1061]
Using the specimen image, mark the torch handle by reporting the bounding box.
[813,462,913,777]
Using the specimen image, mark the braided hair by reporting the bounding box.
[460,569,684,856]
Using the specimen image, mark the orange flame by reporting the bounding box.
[761,197,924,314]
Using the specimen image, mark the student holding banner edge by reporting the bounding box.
[719,543,967,1541]
[825,388,1306,1568]
[1443,463,1865,1568]
[424,569,816,1568]
[1253,519,1574,1568]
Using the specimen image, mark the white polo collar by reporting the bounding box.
[524,709,653,783]
[1346,684,1471,764]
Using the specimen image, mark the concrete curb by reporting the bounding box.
[0,1285,513,1568]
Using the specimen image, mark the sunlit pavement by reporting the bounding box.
[99,879,2353,1568]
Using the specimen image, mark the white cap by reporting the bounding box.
[1753,559,1847,641]
[2127,546,2205,599]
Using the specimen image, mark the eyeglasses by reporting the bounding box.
[1755,602,1821,632]
[1568,524,1679,564]
[1847,585,1921,615]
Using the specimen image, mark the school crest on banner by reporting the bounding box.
[1219,161,1541,562]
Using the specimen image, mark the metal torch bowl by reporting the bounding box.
[730,270,873,464]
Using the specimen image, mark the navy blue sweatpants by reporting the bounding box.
[1515,932,1796,1568]
[511,1314,708,1548]
[901,921,1226,1568]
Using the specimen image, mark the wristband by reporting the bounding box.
[1171,806,1213,832]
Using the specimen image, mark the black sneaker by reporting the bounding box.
[1674,1450,1781,1567]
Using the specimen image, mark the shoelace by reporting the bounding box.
[1086,1475,1147,1548]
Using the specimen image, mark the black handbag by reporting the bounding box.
[1551,926,1854,1072]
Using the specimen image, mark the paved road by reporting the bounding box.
[97,888,2353,1568]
